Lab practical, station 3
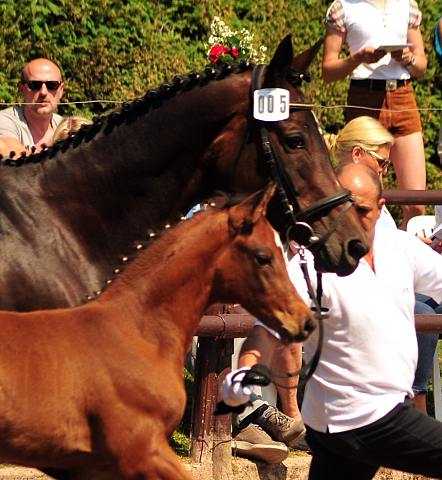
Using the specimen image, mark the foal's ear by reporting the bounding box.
[228,183,277,235]
[292,38,324,73]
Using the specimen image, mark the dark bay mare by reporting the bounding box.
[0,35,368,313]
[0,186,314,480]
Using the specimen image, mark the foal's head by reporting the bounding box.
[214,184,315,343]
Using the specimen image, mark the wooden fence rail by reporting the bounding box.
[188,190,442,479]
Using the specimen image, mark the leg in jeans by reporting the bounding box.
[414,294,439,413]
[307,398,442,480]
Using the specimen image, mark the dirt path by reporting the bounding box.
[0,458,436,480]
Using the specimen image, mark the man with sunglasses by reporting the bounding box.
[0,58,64,157]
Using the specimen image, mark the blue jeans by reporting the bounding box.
[414,294,441,395]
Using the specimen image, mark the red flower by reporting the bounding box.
[227,47,239,58]
[209,45,228,63]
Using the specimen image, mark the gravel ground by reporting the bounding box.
[0,457,436,480]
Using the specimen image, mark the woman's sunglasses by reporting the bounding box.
[22,81,61,91]
[367,150,391,170]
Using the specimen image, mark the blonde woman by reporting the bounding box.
[326,116,393,173]
[50,115,92,144]
[326,116,396,228]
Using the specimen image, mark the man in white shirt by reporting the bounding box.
[224,163,442,479]
[0,58,64,156]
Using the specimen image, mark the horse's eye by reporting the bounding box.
[287,134,305,149]
[255,254,272,266]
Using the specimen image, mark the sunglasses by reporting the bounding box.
[367,150,391,170]
[22,80,61,91]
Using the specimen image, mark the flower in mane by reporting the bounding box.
[206,16,267,65]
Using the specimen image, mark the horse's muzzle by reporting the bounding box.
[280,316,316,343]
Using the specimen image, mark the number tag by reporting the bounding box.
[253,88,290,121]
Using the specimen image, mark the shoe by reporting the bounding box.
[253,404,306,447]
[290,436,312,453]
[232,423,289,463]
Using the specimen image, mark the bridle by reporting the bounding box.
[215,64,355,415]
[236,244,327,394]
[214,246,327,417]
[248,63,355,250]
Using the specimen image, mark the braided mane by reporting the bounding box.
[1,61,254,169]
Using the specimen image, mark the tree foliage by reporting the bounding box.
[1,0,441,201]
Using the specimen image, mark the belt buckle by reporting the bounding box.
[386,80,397,92]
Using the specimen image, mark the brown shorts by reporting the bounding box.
[346,81,422,137]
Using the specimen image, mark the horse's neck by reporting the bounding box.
[0,73,251,306]
[101,211,228,356]
[41,80,247,241]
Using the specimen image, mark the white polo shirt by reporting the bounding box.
[288,226,442,433]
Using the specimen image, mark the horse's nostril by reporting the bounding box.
[305,318,316,334]
[348,238,368,262]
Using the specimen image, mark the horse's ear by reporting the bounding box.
[263,35,294,87]
[228,183,277,235]
[263,36,324,87]
[292,38,324,72]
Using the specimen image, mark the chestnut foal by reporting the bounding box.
[0,185,314,479]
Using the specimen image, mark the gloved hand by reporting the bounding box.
[222,366,252,407]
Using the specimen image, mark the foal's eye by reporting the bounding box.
[255,254,272,266]
[287,134,305,149]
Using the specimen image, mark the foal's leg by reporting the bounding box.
[119,438,196,480]
[70,468,124,480]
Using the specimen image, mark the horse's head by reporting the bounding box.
[214,183,315,343]
[225,36,370,277]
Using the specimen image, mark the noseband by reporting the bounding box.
[244,64,355,250]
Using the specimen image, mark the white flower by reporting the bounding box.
[207,16,267,65]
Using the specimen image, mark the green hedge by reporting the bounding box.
[1,0,441,202]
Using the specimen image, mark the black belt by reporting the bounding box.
[350,78,410,92]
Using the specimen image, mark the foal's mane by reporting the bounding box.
[93,205,229,301]
[0,61,255,169]
[91,195,239,300]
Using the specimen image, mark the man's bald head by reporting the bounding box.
[21,59,62,83]
[335,163,383,201]
[335,163,385,241]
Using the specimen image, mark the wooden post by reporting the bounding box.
[190,305,234,479]
[211,337,234,480]
[190,335,217,465]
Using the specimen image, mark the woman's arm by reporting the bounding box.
[391,27,427,78]
[322,25,387,83]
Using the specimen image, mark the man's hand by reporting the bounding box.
[222,367,252,407]
[0,137,30,158]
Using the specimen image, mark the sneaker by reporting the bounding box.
[253,404,306,446]
[232,423,289,463]
[290,436,312,453]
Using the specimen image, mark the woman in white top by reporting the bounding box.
[322,0,427,230]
